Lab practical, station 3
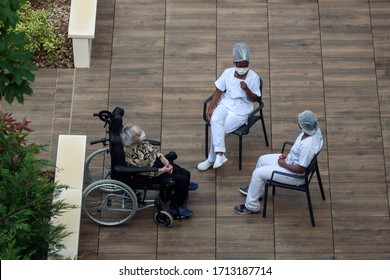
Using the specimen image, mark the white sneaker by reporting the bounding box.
[198,159,214,171]
[213,154,228,169]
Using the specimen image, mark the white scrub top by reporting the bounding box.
[285,128,323,168]
[215,67,261,117]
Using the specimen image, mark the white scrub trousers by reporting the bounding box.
[207,104,246,162]
[245,154,305,212]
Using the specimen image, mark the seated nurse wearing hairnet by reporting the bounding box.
[198,42,262,171]
[234,110,323,214]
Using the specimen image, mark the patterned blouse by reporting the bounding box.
[123,140,164,177]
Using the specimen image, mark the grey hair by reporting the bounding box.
[120,124,141,146]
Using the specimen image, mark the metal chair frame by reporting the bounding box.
[262,141,326,227]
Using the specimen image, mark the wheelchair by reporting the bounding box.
[82,107,178,227]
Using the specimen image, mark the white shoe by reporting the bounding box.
[213,154,228,169]
[198,159,214,171]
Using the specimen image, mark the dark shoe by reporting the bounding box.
[239,186,249,195]
[189,181,198,191]
[181,206,193,216]
[234,204,260,215]
[170,206,193,219]
[238,186,262,201]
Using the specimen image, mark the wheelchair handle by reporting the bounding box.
[90,138,109,146]
[93,110,113,128]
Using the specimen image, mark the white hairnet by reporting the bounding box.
[233,42,250,62]
[298,110,319,135]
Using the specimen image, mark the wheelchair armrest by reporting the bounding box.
[270,170,305,182]
[203,95,213,122]
[147,139,161,146]
[165,151,177,162]
[113,165,159,174]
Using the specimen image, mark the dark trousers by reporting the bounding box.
[152,159,190,207]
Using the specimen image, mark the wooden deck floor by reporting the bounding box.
[1,0,390,260]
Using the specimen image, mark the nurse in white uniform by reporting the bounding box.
[234,110,323,214]
[198,42,261,171]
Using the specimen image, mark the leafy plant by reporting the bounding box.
[0,112,76,259]
[15,1,65,66]
[0,0,36,105]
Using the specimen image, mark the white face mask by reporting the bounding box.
[139,131,146,141]
[235,67,249,76]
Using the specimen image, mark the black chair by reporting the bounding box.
[203,77,269,170]
[262,141,326,227]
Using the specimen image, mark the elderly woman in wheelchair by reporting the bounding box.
[82,107,195,227]
[120,124,193,219]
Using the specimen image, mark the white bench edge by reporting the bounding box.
[50,135,87,259]
[68,0,97,38]
[68,0,97,68]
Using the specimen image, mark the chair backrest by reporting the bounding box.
[257,77,263,104]
[305,153,319,185]
[108,107,126,179]
[246,77,264,127]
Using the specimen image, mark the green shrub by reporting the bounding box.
[0,113,76,260]
[0,0,36,105]
[14,1,65,66]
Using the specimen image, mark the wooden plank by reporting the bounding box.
[319,2,372,30]
[331,182,389,218]
[328,149,385,182]
[321,29,375,58]
[333,216,390,257]
[324,86,380,118]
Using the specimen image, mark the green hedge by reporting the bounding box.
[0,113,76,259]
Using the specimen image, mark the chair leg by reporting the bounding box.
[239,136,243,170]
[260,112,269,147]
[305,188,316,227]
[316,165,326,200]
[262,182,269,218]
[205,124,209,158]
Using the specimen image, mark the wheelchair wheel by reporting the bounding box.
[154,210,173,227]
[83,179,138,226]
[85,147,111,183]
